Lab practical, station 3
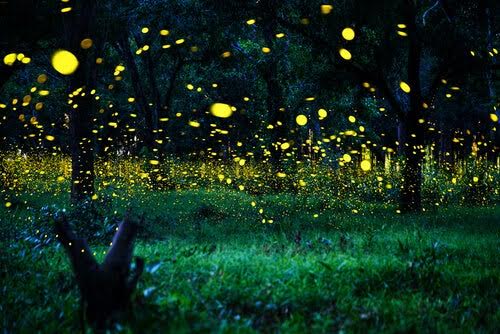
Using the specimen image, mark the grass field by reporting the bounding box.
[1,188,499,333]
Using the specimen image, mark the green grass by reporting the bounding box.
[1,189,499,333]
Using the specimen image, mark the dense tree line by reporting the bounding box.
[0,0,498,211]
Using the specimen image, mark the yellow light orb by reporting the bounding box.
[360,160,371,171]
[3,53,17,66]
[343,154,352,162]
[80,38,93,49]
[210,103,233,118]
[189,120,200,128]
[296,114,308,126]
[339,48,352,60]
[342,27,355,41]
[400,81,411,93]
[318,108,328,118]
[37,74,47,84]
[321,4,333,14]
[51,50,79,75]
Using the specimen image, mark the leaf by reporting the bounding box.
[146,261,162,274]
[143,287,156,298]
[318,260,333,271]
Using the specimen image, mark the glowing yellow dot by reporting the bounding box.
[189,120,200,128]
[281,142,290,150]
[210,103,233,118]
[149,160,159,165]
[246,19,256,25]
[343,154,352,162]
[160,29,169,36]
[186,84,194,90]
[276,33,285,38]
[296,114,308,126]
[321,4,333,14]
[3,53,16,66]
[5,202,12,208]
[400,81,411,93]
[37,74,47,84]
[80,38,93,49]
[339,48,352,60]
[342,27,355,41]
[51,50,79,75]
[262,47,271,53]
[348,115,356,123]
[318,109,328,118]
[61,7,72,13]
[45,135,55,141]
[141,27,149,34]
[360,160,371,171]
[175,39,185,44]
[490,113,498,122]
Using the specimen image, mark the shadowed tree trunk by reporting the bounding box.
[260,0,286,172]
[400,3,424,212]
[483,3,499,151]
[64,0,97,203]
[55,213,144,331]
[141,43,161,144]
[116,35,155,150]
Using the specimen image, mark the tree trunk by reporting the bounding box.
[163,57,184,155]
[55,213,144,331]
[484,5,499,152]
[65,0,97,203]
[116,36,155,150]
[261,0,286,171]
[142,49,161,142]
[400,4,424,212]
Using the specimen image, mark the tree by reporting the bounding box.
[268,0,497,211]
[63,0,98,202]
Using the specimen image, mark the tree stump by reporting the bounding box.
[55,213,144,331]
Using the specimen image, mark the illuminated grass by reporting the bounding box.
[0,190,499,332]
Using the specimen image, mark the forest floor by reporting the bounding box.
[1,189,499,333]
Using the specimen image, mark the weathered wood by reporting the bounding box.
[55,213,144,331]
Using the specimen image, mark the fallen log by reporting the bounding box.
[54,212,144,331]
